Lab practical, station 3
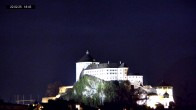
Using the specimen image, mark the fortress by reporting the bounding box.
[42,50,175,109]
[76,50,143,88]
[76,51,175,108]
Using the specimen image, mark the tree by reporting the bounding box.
[61,75,141,108]
[45,81,62,97]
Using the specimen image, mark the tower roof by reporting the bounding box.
[119,63,128,68]
[78,50,96,62]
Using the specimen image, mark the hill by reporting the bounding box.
[60,75,135,107]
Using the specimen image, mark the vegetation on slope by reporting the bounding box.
[60,75,135,107]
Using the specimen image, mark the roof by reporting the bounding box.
[85,62,128,70]
[119,63,128,68]
[78,50,96,62]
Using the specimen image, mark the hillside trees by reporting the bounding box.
[60,75,135,107]
[45,81,62,97]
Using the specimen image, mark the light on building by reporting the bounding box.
[76,104,80,110]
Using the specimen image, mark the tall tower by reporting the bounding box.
[76,50,99,82]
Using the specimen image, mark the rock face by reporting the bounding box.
[60,75,135,107]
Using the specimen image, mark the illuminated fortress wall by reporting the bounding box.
[76,51,143,88]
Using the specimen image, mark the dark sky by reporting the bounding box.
[0,0,196,105]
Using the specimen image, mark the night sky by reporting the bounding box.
[0,0,196,105]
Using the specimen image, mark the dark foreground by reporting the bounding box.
[0,100,195,110]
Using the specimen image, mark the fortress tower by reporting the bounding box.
[76,50,99,81]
